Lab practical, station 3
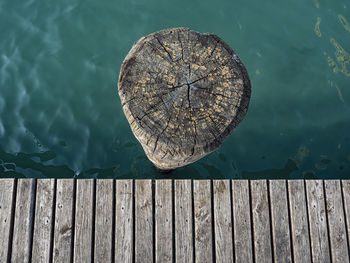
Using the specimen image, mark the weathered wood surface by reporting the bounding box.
[118,27,251,169]
[288,180,312,262]
[213,180,233,262]
[11,179,35,263]
[95,179,113,262]
[193,180,213,262]
[135,180,153,263]
[324,180,349,263]
[250,180,272,263]
[1,179,349,262]
[74,179,94,262]
[269,180,292,263]
[175,180,193,262]
[232,180,253,263]
[53,179,74,262]
[305,180,330,262]
[342,180,350,253]
[32,179,55,263]
[0,179,14,261]
[115,180,133,263]
[155,180,173,262]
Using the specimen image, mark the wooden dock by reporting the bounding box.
[0,179,349,262]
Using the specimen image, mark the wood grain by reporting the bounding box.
[324,180,349,263]
[342,180,350,254]
[53,179,74,263]
[193,180,212,263]
[213,180,233,262]
[11,179,35,263]
[74,179,94,262]
[95,179,113,262]
[305,180,330,262]
[155,180,173,262]
[115,180,133,263]
[0,179,15,261]
[232,180,253,263]
[175,180,193,262]
[269,180,292,263]
[32,179,55,263]
[250,180,272,263]
[287,180,311,262]
[135,180,153,263]
[118,27,251,170]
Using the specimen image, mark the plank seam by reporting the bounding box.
[303,180,313,263]
[210,180,216,263]
[286,180,295,263]
[340,180,350,260]
[152,180,156,263]
[28,179,37,263]
[91,179,96,263]
[266,180,275,263]
[229,180,235,263]
[191,180,196,263]
[49,179,57,263]
[248,180,256,263]
[112,180,116,263]
[172,180,176,263]
[7,178,18,262]
[323,180,333,263]
[71,179,77,263]
[132,179,136,263]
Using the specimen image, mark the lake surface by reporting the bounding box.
[0,0,349,179]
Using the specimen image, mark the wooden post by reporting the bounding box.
[118,28,251,170]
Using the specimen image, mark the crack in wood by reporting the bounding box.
[118,28,251,169]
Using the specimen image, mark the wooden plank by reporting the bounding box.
[175,180,193,263]
[32,179,55,263]
[342,180,350,253]
[193,180,212,263]
[53,179,74,262]
[95,179,113,262]
[11,179,35,262]
[74,179,94,262]
[324,180,349,263]
[250,180,272,263]
[305,180,330,262]
[115,180,133,263]
[269,180,292,263]
[213,180,233,262]
[155,180,172,262]
[0,179,15,261]
[232,180,253,263]
[288,180,311,262]
[135,180,153,263]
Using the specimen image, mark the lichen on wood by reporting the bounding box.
[118,27,251,170]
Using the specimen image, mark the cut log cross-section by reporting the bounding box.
[118,27,251,170]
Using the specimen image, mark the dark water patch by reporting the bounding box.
[302,170,317,179]
[242,159,299,180]
[218,153,227,162]
[199,163,224,179]
[124,142,137,148]
[4,163,16,170]
[79,166,119,179]
[321,159,332,164]
[59,140,67,147]
[0,149,75,178]
[158,166,201,180]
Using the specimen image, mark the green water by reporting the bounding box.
[0,0,350,179]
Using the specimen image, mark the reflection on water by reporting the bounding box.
[0,0,349,179]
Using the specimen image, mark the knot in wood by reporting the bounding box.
[118,28,251,170]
